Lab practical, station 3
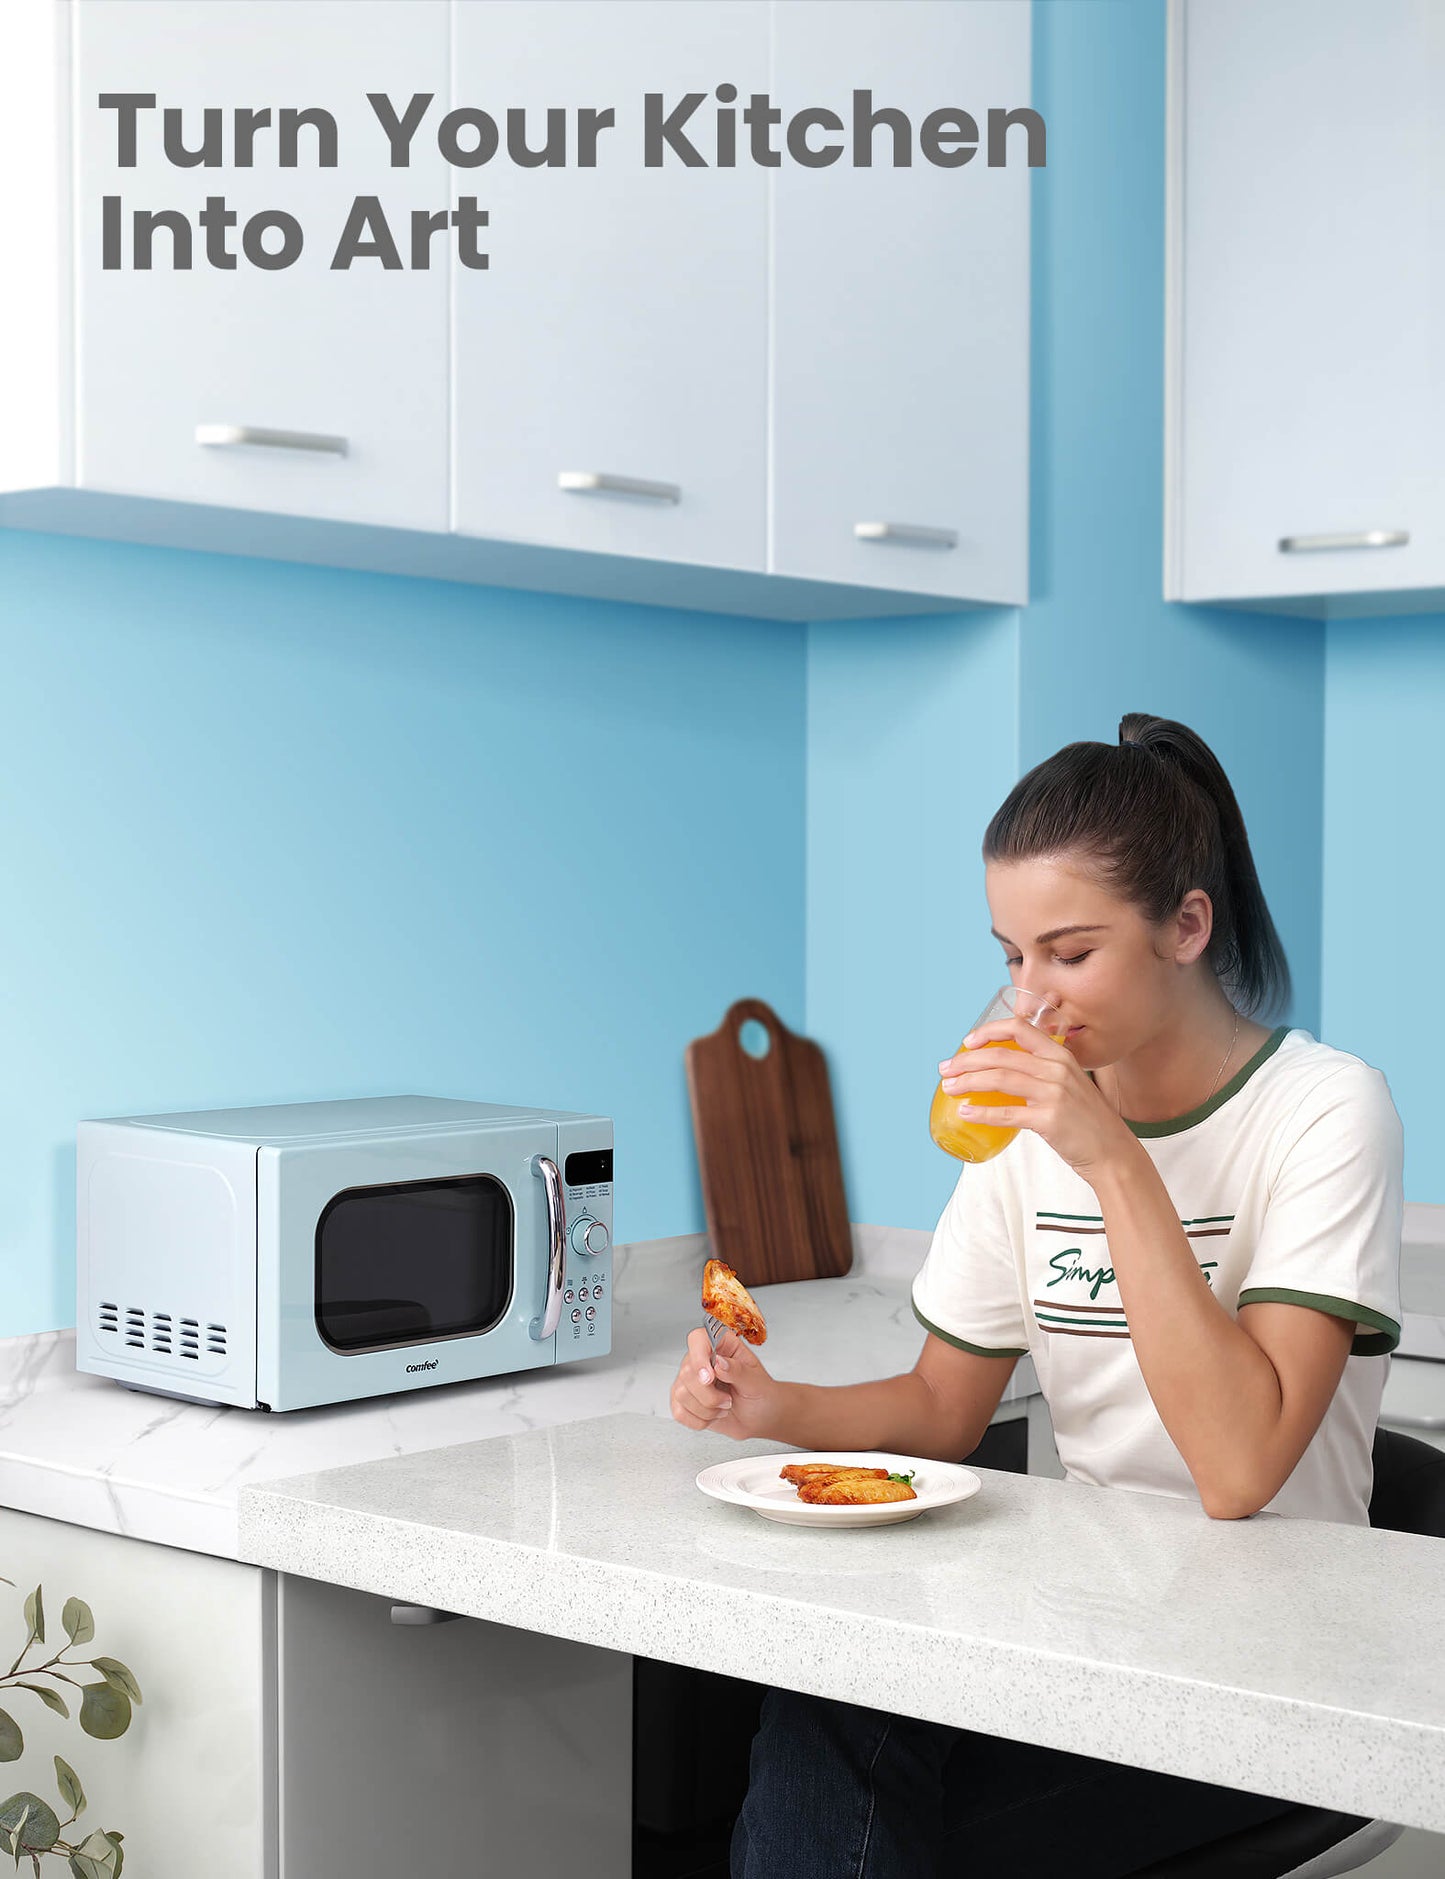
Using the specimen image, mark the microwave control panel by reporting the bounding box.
[562,1145,612,1352]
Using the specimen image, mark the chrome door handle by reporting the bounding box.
[854,521,958,549]
[196,424,349,456]
[529,1155,566,1341]
[558,470,681,502]
[1277,529,1408,553]
[389,1605,461,1625]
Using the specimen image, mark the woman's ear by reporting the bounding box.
[1173,888,1214,966]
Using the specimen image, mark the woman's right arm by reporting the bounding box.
[670,1326,1018,1464]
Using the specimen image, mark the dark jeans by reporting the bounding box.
[730,1687,1303,1879]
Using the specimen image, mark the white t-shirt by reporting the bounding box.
[912,1027,1404,1526]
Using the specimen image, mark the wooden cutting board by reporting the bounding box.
[685,998,852,1286]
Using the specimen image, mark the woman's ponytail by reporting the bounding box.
[983,713,1292,1020]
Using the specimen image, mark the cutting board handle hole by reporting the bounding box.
[738,1018,773,1060]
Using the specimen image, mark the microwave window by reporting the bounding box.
[315,1176,513,1353]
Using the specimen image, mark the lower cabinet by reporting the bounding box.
[0,1508,270,1879]
[0,1509,632,1878]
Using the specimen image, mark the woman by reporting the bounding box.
[670,713,1404,1879]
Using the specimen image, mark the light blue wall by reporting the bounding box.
[1323,618,1445,1204]
[805,0,1326,1234]
[806,611,1019,1231]
[0,530,805,1336]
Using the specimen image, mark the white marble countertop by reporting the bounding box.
[237,1408,1445,1835]
[0,1226,1038,1558]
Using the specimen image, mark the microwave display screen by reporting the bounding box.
[564,1148,613,1187]
[315,1175,513,1353]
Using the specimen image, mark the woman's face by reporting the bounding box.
[984,852,1208,1068]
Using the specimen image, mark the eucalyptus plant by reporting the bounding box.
[0,1576,136,1877]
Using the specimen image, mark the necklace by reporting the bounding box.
[1105,1011,1240,1117]
[1204,1011,1241,1103]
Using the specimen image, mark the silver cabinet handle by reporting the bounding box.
[196,424,349,456]
[854,521,958,549]
[1382,1410,1445,1431]
[1278,529,1408,553]
[529,1155,566,1341]
[558,470,680,503]
[389,1604,461,1625]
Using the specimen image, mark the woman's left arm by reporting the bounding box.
[1086,1145,1353,1519]
[941,1023,1356,1519]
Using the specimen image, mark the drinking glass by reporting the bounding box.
[929,986,1067,1163]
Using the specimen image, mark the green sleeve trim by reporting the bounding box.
[911,1296,1027,1359]
[1235,1287,1401,1356]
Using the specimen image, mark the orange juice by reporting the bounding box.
[929,1037,1027,1163]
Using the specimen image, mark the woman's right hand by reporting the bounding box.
[669,1326,780,1441]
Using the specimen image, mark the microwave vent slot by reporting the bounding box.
[99,1304,224,1360]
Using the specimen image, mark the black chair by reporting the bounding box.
[1124,1425,1445,1877]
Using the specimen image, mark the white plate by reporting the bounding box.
[696,1451,982,1527]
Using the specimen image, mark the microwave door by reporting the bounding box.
[258,1125,560,1411]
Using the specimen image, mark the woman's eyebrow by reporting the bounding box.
[990,924,1109,946]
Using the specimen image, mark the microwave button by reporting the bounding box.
[585,1306,596,1321]
[579,1287,590,1300]
[593,1285,604,1301]
[570,1215,610,1259]
[564,1289,575,1304]
[571,1308,583,1324]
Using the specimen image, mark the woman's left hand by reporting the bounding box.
[937,1019,1137,1181]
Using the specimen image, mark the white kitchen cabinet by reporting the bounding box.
[1165,0,1445,617]
[1,0,452,525]
[451,0,769,574]
[74,0,451,529]
[769,0,1032,606]
[0,1508,269,1879]
[0,0,1033,622]
[0,1510,631,1878]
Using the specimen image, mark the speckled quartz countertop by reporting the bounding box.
[0,1226,1037,1559]
[237,1408,1445,1835]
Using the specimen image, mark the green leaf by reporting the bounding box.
[887,1471,916,1485]
[68,1831,121,1879]
[0,1714,20,1764]
[60,1601,94,1649]
[16,1685,66,1721]
[20,1592,42,1649]
[53,1759,84,1819]
[89,1660,141,1707]
[77,1684,130,1742]
[0,1794,58,1856]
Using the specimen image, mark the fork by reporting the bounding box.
[704,1311,729,1351]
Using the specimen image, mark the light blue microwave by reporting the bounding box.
[75,1096,613,1411]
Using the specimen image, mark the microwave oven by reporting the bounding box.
[76,1095,613,1411]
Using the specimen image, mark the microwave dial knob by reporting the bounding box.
[570,1215,610,1259]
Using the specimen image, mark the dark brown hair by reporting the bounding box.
[982,713,1291,1020]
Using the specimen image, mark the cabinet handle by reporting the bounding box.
[389,1605,461,1625]
[196,424,349,457]
[1277,529,1408,553]
[1382,1411,1445,1431]
[558,470,681,503]
[854,521,958,549]
[529,1155,566,1342]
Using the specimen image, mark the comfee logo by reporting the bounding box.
[405,1359,439,1373]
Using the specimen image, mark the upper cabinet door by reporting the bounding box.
[769,0,1031,606]
[74,0,449,529]
[451,0,769,571]
[1169,0,1445,608]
